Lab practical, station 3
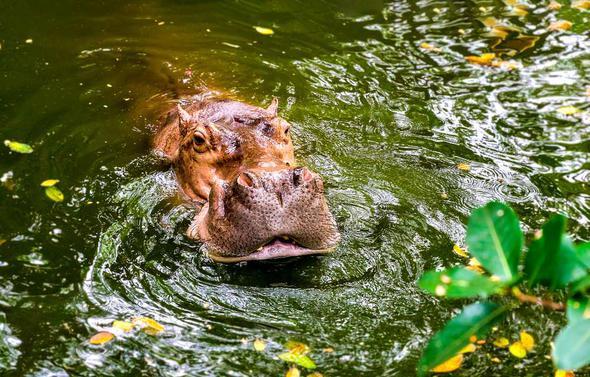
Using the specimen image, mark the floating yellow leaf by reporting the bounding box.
[132,317,164,335]
[548,20,572,31]
[465,53,496,66]
[307,373,323,377]
[520,331,534,351]
[482,17,499,27]
[286,366,301,377]
[112,320,134,332]
[572,0,590,10]
[467,257,485,274]
[548,0,562,10]
[89,331,115,345]
[4,140,33,154]
[254,26,274,35]
[507,5,528,17]
[493,337,510,348]
[555,370,575,377]
[457,162,471,171]
[431,354,463,373]
[420,42,441,52]
[509,341,527,358]
[459,343,476,353]
[488,26,510,40]
[40,179,59,187]
[253,338,266,352]
[322,347,334,353]
[286,341,310,355]
[491,357,501,363]
[452,244,469,258]
[476,339,486,345]
[45,186,64,202]
[557,106,581,115]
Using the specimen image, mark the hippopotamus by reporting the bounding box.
[153,92,340,263]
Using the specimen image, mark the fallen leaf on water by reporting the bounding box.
[491,357,501,363]
[482,17,499,27]
[493,337,510,348]
[307,373,323,377]
[279,352,316,369]
[40,179,59,187]
[507,5,528,17]
[465,53,496,66]
[112,320,134,332]
[286,366,300,377]
[4,140,33,154]
[452,244,469,258]
[430,354,463,373]
[491,59,522,70]
[132,317,164,335]
[572,0,590,10]
[253,338,266,352]
[45,186,64,202]
[520,331,534,351]
[254,26,274,35]
[457,162,471,171]
[286,341,310,355]
[555,370,575,377]
[25,38,33,44]
[548,20,572,31]
[89,331,115,345]
[557,106,581,115]
[487,26,510,40]
[420,42,441,52]
[548,0,562,10]
[322,347,334,353]
[466,257,485,274]
[459,343,476,353]
[509,341,527,358]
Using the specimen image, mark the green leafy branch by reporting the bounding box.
[417,201,590,375]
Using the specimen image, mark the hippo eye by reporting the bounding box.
[192,133,207,151]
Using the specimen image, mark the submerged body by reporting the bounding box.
[153,92,340,262]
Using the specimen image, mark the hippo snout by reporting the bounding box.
[193,167,340,262]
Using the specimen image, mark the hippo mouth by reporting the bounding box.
[207,236,335,263]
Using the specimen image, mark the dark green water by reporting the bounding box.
[1,1,589,376]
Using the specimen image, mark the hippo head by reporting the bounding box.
[171,97,340,263]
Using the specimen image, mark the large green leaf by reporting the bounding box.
[418,267,504,299]
[570,275,590,295]
[466,202,522,282]
[567,297,590,324]
[418,302,507,376]
[576,242,590,269]
[524,215,587,289]
[553,318,590,370]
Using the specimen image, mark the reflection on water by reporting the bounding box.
[0,0,589,375]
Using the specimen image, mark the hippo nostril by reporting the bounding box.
[292,167,314,187]
[237,172,256,188]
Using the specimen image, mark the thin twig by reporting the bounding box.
[511,288,565,311]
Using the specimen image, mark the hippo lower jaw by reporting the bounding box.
[207,237,336,263]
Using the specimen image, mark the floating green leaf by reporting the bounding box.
[567,297,590,324]
[553,318,590,370]
[278,352,316,369]
[419,267,504,299]
[524,215,587,289]
[466,202,522,282]
[4,140,33,154]
[418,302,507,376]
[45,186,64,202]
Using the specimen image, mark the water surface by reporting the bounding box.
[1,1,589,376]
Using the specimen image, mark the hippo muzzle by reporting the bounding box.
[189,166,340,262]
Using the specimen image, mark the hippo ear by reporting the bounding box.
[177,104,192,135]
[266,97,278,116]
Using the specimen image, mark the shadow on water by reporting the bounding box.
[0,0,589,375]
